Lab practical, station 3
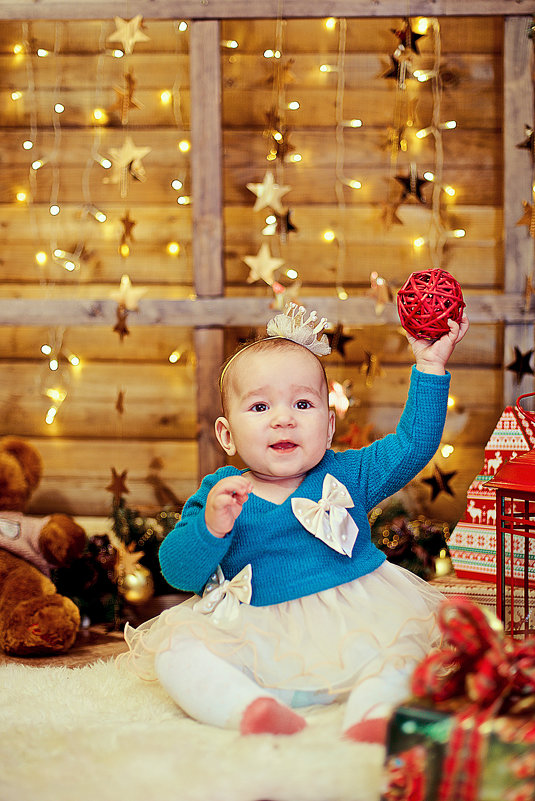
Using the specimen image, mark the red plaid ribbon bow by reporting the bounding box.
[410,596,535,801]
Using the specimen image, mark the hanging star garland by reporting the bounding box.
[120,211,136,245]
[516,200,535,238]
[109,69,143,125]
[262,210,298,242]
[506,346,534,383]
[246,171,291,215]
[422,464,457,501]
[380,201,404,229]
[106,467,129,505]
[337,422,374,450]
[395,166,429,204]
[106,136,151,198]
[113,305,130,341]
[327,324,354,358]
[107,15,150,55]
[516,124,535,161]
[243,242,285,285]
[391,17,425,57]
[110,274,147,311]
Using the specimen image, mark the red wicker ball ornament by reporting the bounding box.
[397,269,465,341]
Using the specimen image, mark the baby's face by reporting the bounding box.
[220,345,335,485]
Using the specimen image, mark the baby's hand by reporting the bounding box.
[411,313,469,375]
[205,476,254,538]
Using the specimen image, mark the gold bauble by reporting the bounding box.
[119,564,154,604]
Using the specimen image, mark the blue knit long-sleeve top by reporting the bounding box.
[160,367,450,606]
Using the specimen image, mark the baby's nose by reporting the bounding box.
[271,406,296,426]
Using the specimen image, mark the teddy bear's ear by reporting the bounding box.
[0,437,43,491]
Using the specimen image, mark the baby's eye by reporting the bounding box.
[250,402,268,412]
[295,399,313,410]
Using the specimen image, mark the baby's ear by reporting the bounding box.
[215,417,236,456]
[326,409,336,448]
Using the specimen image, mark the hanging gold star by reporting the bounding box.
[109,69,143,125]
[110,274,147,311]
[120,211,136,244]
[106,136,151,198]
[246,171,291,215]
[380,202,404,228]
[107,15,150,55]
[422,464,457,501]
[516,200,535,238]
[106,467,129,504]
[243,243,285,286]
[113,306,130,341]
[395,166,429,204]
[391,17,425,56]
[114,542,144,582]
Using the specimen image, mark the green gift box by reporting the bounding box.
[382,701,535,801]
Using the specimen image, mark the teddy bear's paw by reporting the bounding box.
[3,595,81,656]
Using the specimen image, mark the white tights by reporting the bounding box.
[155,636,416,731]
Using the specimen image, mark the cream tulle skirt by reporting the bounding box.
[118,562,445,702]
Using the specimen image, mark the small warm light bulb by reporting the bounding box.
[441,444,454,458]
[45,407,57,425]
[94,210,107,223]
[112,49,124,58]
[222,39,238,49]
[54,103,65,113]
[324,17,336,30]
[31,158,45,170]
[416,127,432,139]
[171,179,183,190]
[46,389,66,403]
[41,343,52,355]
[348,119,362,128]
[286,268,298,279]
[36,251,47,266]
[290,153,302,162]
[16,191,27,202]
[11,91,22,101]
[22,140,33,150]
[53,249,66,258]
[452,229,466,238]
[160,90,172,104]
[92,108,107,123]
[416,18,429,34]
[265,215,276,224]
[119,243,130,258]
[178,139,190,153]
[13,43,24,54]
[319,64,331,73]
[177,195,191,205]
[97,156,112,169]
[263,49,274,58]
[423,171,435,181]
[68,354,80,366]
[447,396,456,408]
[266,150,277,161]
[169,350,181,363]
[323,230,335,242]
[413,236,425,248]
[49,358,59,371]
[348,180,362,190]
[288,101,300,110]
[443,120,457,130]
[64,260,76,271]
[337,287,348,301]
[273,131,283,141]
[178,21,188,32]
[167,241,180,255]
[49,204,60,216]
[37,48,49,57]
[444,185,455,197]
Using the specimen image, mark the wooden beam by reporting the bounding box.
[0,293,532,327]
[1,0,534,19]
[503,16,535,405]
[190,20,225,478]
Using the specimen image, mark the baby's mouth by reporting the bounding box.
[270,441,297,451]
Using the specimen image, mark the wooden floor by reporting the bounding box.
[0,624,129,668]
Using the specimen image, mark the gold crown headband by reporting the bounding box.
[219,303,332,389]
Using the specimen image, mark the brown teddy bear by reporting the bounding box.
[0,436,86,656]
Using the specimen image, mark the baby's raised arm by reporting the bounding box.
[409,313,469,375]
[205,475,254,538]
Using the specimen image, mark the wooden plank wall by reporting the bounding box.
[0,10,533,526]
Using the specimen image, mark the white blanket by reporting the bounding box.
[0,659,384,801]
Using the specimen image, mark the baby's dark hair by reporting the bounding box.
[219,337,329,416]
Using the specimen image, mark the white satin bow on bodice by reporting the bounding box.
[291,473,359,557]
[193,564,252,625]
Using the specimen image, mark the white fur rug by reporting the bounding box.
[0,659,385,801]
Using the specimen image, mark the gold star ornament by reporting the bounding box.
[110,274,147,311]
[246,171,291,215]
[243,242,285,286]
[107,15,150,55]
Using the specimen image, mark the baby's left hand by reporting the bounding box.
[410,313,469,375]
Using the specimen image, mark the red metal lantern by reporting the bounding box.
[487,395,535,638]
